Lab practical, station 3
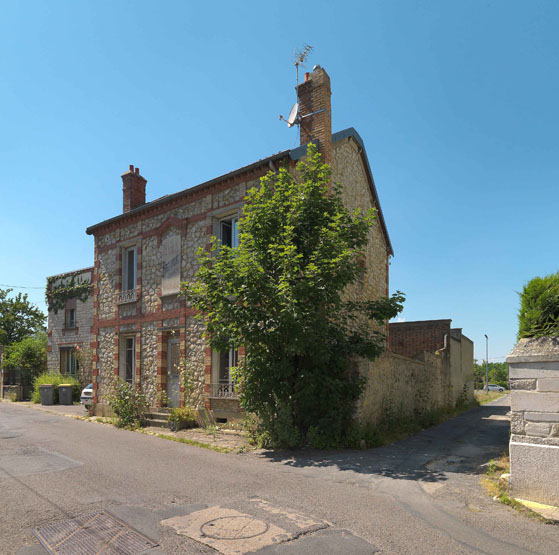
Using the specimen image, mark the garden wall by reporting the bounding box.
[358,332,474,425]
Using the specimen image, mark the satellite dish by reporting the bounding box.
[287,103,299,127]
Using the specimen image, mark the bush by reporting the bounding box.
[518,272,559,339]
[32,372,80,404]
[107,379,148,428]
[168,406,197,431]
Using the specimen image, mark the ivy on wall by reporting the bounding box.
[46,275,93,314]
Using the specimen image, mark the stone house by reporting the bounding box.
[46,267,94,387]
[85,66,394,421]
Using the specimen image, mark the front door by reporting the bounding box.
[167,339,180,408]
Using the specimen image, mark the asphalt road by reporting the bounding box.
[1,396,558,554]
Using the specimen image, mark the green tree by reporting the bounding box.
[3,331,47,386]
[183,145,404,447]
[517,272,559,339]
[0,288,45,346]
[473,360,509,389]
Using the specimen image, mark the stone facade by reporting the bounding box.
[86,128,392,418]
[507,337,559,506]
[77,66,396,421]
[46,267,94,388]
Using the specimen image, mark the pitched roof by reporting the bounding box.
[86,128,393,255]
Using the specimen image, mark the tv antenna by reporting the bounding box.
[279,45,325,130]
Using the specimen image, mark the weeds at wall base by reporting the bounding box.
[480,454,556,524]
[365,399,480,449]
[139,430,233,453]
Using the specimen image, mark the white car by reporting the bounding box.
[487,384,505,393]
[80,384,93,407]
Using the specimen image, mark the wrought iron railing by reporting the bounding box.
[209,382,238,399]
[117,289,137,304]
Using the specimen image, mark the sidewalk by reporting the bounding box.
[1,399,88,418]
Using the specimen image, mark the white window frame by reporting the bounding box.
[60,347,79,377]
[219,216,239,249]
[122,246,137,292]
[210,205,242,250]
[213,347,238,386]
[119,336,135,384]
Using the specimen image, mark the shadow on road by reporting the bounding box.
[257,400,510,485]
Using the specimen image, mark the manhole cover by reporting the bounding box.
[33,511,158,554]
[201,516,269,540]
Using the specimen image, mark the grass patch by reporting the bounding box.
[475,390,507,405]
[480,454,555,523]
[141,430,232,454]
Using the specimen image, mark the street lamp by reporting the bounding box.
[484,334,489,393]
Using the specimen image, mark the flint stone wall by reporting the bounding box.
[47,268,94,387]
[507,337,559,505]
[93,175,250,408]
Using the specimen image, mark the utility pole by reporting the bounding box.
[484,334,489,393]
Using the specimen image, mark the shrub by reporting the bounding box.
[168,406,197,431]
[32,372,80,404]
[107,379,148,428]
[518,272,559,339]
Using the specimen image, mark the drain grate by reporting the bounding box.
[33,511,158,554]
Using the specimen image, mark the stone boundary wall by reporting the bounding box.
[358,351,456,425]
[508,337,559,506]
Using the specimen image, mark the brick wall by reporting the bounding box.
[297,67,332,168]
[389,319,451,358]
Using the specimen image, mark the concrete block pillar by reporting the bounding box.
[507,337,559,506]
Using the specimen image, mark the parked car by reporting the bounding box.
[80,384,93,407]
[487,384,505,392]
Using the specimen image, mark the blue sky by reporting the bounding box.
[1,1,558,363]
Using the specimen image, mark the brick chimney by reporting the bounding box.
[122,165,147,213]
[296,66,332,168]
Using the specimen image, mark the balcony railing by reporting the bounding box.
[209,382,239,399]
[117,289,137,304]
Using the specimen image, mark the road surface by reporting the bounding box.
[1,396,558,554]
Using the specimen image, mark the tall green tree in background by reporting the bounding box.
[473,361,509,389]
[0,288,45,346]
[183,145,404,447]
[3,331,47,386]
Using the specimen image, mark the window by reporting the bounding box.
[119,336,135,384]
[123,246,136,292]
[65,308,76,328]
[218,348,238,385]
[64,299,76,329]
[60,348,79,377]
[220,216,238,248]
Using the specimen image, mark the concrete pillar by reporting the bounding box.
[507,337,559,505]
